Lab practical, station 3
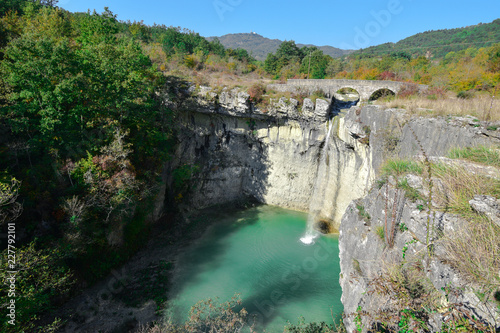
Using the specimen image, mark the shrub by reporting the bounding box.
[184,54,197,69]
[0,242,75,331]
[398,83,419,98]
[457,90,474,99]
[310,89,327,102]
[356,204,371,222]
[375,226,385,241]
[247,83,266,103]
[137,295,255,333]
[285,318,341,333]
[425,87,447,100]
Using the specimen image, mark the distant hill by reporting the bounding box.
[206,33,353,61]
[352,18,500,59]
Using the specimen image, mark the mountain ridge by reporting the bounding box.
[352,18,500,58]
[206,33,353,61]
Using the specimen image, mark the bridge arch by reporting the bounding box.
[267,79,429,104]
[369,88,396,101]
[335,87,360,102]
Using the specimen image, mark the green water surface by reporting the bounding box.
[167,205,342,331]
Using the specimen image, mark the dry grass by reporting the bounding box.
[369,259,443,310]
[431,163,500,214]
[439,215,500,296]
[375,93,500,121]
[161,61,273,92]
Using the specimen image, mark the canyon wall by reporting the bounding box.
[166,86,377,228]
[165,84,500,331]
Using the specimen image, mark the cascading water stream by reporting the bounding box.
[300,120,334,245]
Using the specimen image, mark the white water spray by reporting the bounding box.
[300,120,334,245]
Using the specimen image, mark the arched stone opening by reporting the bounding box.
[334,87,360,104]
[369,88,396,101]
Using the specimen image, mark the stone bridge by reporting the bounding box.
[268,79,428,102]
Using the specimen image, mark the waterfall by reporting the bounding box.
[300,120,334,245]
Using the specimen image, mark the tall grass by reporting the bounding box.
[431,163,500,215]
[376,94,500,121]
[448,146,500,168]
[380,159,423,177]
[440,215,500,295]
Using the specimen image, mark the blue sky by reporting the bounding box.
[58,0,500,49]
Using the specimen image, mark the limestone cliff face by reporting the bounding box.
[338,110,500,332]
[165,85,495,223]
[166,86,377,228]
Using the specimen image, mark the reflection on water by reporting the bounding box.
[166,205,342,331]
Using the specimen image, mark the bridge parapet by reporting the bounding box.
[267,79,428,102]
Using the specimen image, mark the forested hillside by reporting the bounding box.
[353,18,500,58]
[207,32,352,61]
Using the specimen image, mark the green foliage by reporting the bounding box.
[374,226,385,242]
[381,159,423,177]
[0,5,176,329]
[0,241,74,331]
[300,49,331,79]
[264,40,331,78]
[401,239,417,260]
[356,204,371,222]
[285,317,340,333]
[354,306,364,332]
[487,42,500,73]
[172,164,200,192]
[0,175,22,225]
[457,90,474,99]
[396,178,423,202]
[75,8,118,46]
[397,308,427,333]
[448,145,500,168]
[0,0,29,17]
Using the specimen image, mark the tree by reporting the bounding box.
[487,43,500,73]
[300,50,329,79]
[0,0,28,17]
[264,52,279,75]
[209,37,225,57]
[75,7,118,46]
[276,40,301,61]
[0,176,22,225]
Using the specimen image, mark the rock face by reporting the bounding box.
[164,84,500,331]
[339,175,500,332]
[164,86,496,224]
[470,195,500,227]
[167,87,373,227]
[337,112,500,331]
